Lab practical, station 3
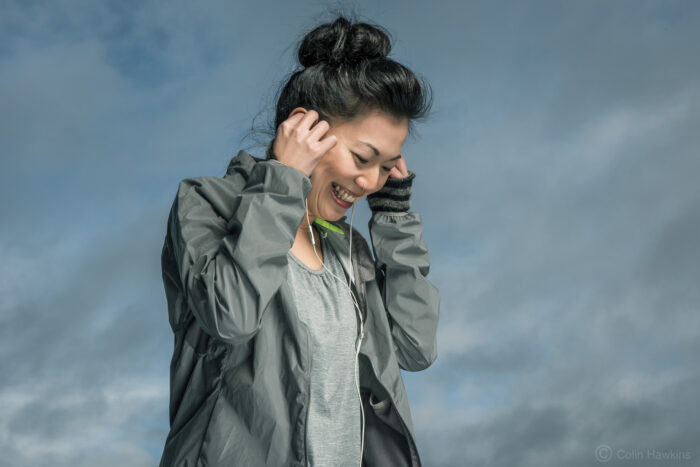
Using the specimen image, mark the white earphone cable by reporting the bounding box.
[304,198,366,467]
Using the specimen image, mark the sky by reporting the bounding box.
[1,0,699,466]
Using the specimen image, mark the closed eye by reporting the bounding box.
[353,153,393,172]
[353,152,369,164]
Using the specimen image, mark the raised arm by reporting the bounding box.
[165,159,310,345]
[368,210,441,372]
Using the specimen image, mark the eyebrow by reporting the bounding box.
[359,140,402,161]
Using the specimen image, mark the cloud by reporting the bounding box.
[0,203,171,465]
[2,0,700,465]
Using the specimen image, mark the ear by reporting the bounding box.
[289,107,308,119]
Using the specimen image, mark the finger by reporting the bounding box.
[316,134,338,155]
[388,159,405,178]
[296,110,319,133]
[396,154,408,173]
[280,112,305,133]
[308,119,330,143]
[388,166,403,178]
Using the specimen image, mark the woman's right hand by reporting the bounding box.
[272,109,338,177]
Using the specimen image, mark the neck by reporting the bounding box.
[297,215,319,243]
[299,207,314,229]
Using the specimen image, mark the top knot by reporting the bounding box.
[298,16,392,68]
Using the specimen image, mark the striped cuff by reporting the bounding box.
[367,170,416,213]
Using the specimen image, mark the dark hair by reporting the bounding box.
[250,12,433,160]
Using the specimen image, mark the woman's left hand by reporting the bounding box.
[367,153,415,213]
[388,154,409,179]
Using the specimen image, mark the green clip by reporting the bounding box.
[313,218,344,236]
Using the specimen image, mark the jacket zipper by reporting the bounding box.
[363,355,422,467]
[354,280,421,467]
[348,237,419,466]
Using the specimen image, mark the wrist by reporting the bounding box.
[367,170,415,213]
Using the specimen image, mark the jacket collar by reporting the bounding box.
[317,217,376,283]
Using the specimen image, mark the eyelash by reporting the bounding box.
[353,153,393,172]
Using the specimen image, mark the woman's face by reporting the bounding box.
[301,108,409,222]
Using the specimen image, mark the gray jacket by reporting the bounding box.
[159,149,440,466]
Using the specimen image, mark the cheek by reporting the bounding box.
[335,157,357,177]
[308,165,333,197]
[378,173,391,187]
[309,160,328,180]
[318,163,343,181]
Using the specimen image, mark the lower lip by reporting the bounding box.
[330,184,354,208]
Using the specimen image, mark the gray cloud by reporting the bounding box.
[2,0,699,465]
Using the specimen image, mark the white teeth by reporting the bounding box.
[333,183,357,203]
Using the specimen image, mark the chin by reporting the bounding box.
[322,206,353,222]
[319,185,361,221]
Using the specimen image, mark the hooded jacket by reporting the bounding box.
[159,149,440,466]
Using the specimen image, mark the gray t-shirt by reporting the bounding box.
[286,233,362,467]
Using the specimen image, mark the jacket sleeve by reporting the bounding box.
[167,160,311,345]
[368,211,440,372]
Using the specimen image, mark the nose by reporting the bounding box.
[355,167,381,196]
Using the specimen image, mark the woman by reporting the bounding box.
[159,14,440,467]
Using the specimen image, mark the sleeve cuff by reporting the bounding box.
[367,170,415,213]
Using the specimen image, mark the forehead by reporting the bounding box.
[335,110,408,150]
[346,110,407,131]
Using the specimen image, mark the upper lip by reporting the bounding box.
[333,182,361,198]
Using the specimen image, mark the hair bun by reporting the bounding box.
[298,16,391,68]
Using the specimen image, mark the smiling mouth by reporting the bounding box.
[331,182,360,203]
